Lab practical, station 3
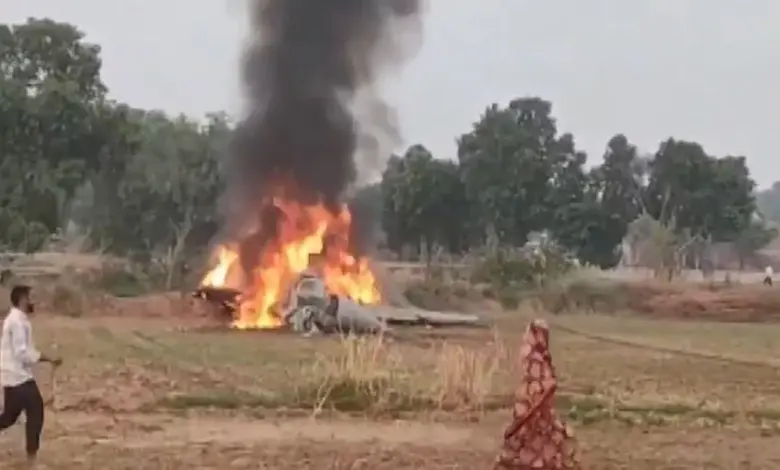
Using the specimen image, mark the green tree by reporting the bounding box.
[597,135,645,226]
[80,103,144,250]
[545,134,590,255]
[645,139,755,241]
[756,182,780,223]
[125,112,227,286]
[380,145,469,259]
[733,219,778,269]
[0,18,111,250]
[547,133,589,222]
[457,97,559,246]
[573,135,645,268]
[380,154,406,253]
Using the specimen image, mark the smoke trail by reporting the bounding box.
[222,0,422,278]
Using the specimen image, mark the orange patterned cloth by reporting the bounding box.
[495,319,580,469]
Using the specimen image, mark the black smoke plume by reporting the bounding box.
[222,0,422,280]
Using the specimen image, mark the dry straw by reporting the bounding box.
[303,330,509,416]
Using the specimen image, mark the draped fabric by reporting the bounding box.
[495,320,580,469]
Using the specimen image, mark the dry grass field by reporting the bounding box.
[2,302,780,469]
[1,254,780,467]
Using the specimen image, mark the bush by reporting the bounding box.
[471,245,576,291]
[471,252,536,287]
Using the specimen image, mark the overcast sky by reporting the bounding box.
[6,1,780,187]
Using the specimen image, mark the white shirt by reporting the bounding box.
[0,307,41,387]
[766,266,774,277]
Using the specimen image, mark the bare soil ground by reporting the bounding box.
[1,305,780,468]
[4,412,779,469]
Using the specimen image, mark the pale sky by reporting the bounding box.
[6,1,780,187]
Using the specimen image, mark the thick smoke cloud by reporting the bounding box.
[222,0,422,277]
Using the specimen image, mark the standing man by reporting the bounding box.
[0,285,61,464]
[764,265,774,286]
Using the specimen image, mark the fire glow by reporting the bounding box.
[200,198,381,329]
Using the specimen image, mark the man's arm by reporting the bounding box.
[9,320,41,366]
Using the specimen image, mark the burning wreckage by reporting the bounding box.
[194,270,382,335]
[194,265,480,336]
[190,0,478,335]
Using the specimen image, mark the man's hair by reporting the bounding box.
[10,285,31,308]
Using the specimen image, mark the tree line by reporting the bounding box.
[1,18,778,286]
[378,96,775,270]
[1,19,228,287]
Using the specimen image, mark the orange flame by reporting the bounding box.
[200,198,381,329]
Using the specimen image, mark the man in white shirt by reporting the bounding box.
[764,265,774,286]
[0,285,61,463]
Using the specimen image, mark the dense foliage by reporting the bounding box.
[0,19,227,287]
[381,100,768,268]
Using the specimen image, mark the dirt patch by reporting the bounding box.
[646,286,780,321]
[541,278,780,322]
[117,416,489,448]
[4,413,779,469]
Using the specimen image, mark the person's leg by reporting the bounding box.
[0,385,24,430]
[20,380,45,459]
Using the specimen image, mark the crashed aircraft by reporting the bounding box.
[193,271,480,335]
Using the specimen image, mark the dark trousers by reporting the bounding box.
[0,379,44,456]
[765,276,773,286]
